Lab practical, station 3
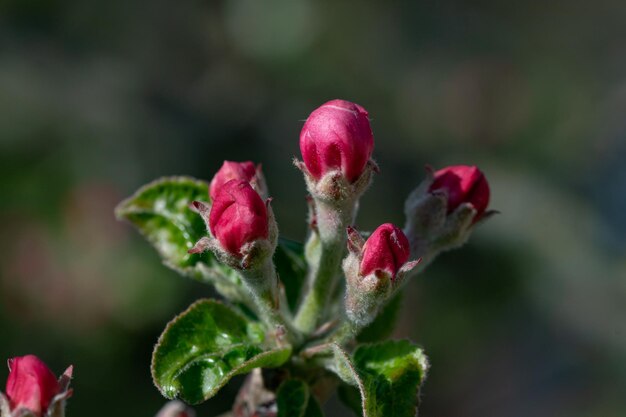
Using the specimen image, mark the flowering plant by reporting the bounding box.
[115,99,493,417]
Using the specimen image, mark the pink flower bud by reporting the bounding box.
[209,180,268,257]
[5,355,60,416]
[429,165,490,217]
[299,99,374,183]
[209,161,257,201]
[359,223,410,279]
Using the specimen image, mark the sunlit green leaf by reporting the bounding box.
[115,176,254,304]
[329,341,428,417]
[115,176,212,271]
[151,299,292,404]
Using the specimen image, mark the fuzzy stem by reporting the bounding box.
[294,199,355,334]
[239,259,301,345]
[327,320,360,347]
[404,230,436,274]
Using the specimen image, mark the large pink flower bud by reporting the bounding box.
[5,355,60,416]
[359,223,411,280]
[299,99,374,183]
[209,180,268,257]
[429,165,490,218]
[209,161,262,201]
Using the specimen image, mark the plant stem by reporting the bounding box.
[403,226,439,281]
[294,199,355,335]
[326,320,359,346]
[239,259,302,345]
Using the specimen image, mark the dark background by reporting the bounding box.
[1,0,625,416]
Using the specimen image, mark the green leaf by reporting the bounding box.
[115,176,212,271]
[151,299,292,404]
[329,341,429,417]
[115,177,253,303]
[355,341,429,416]
[276,379,324,417]
[328,343,371,417]
[357,293,403,343]
[274,238,307,311]
[277,379,309,417]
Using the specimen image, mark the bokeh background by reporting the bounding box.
[1,0,625,416]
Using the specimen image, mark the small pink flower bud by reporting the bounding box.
[429,165,490,217]
[5,355,60,416]
[343,224,417,326]
[359,223,410,280]
[209,161,258,201]
[299,99,374,183]
[209,180,268,257]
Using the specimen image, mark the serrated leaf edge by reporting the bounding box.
[115,176,237,289]
[354,339,430,382]
[115,176,209,219]
[115,176,210,271]
[330,340,430,417]
[330,344,370,417]
[151,299,292,404]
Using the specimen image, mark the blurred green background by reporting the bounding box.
[1,0,625,416]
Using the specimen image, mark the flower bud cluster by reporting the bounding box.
[183,99,493,342]
[1,355,73,417]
